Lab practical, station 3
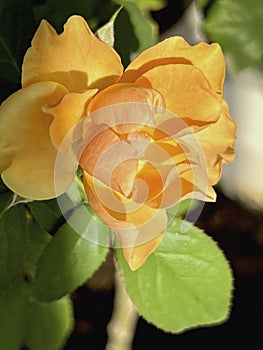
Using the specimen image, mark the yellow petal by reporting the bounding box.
[135,64,222,126]
[46,89,97,149]
[122,36,225,93]
[22,15,123,91]
[195,100,237,185]
[0,82,70,199]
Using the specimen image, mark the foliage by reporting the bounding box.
[196,0,263,71]
[117,219,233,333]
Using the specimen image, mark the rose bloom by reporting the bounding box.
[0,16,236,270]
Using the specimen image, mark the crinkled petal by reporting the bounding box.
[135,64,222,126]
[80,127,141,197]
[80,127,120,175]
[122,36,225,93]
[87,82,165,134]
[45,89,97,149]
[194,100,237,185]
[0,82,69,199]
[82,170,167,270]
[22,15,123,91]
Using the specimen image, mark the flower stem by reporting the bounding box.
[105,260,139,350]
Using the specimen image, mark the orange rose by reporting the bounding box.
[0,16,236,270]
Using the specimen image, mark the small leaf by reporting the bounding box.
[25,296,73,350]
[117,219,233,333]
[114,0,157,66]
[31,205,110,301]
[124,1,157,51]
[97,7,122,47]
[0,278,28,350]
[0,204,27,291]
[201,0,263,71]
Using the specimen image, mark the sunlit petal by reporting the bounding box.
[194,100,237,185]
[0,82,69,199]
[135,64,221,126]
[122,36,225,93]
[22,15,123,91]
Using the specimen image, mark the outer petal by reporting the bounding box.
[0,82,69,199]
[22,15,123,91]
[122,36,225,93]
[135,64,222,126]
[194,100,237,185]
[82,171,167,270]
[45,89,97,149]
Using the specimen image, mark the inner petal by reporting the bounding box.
[87,82,165,134]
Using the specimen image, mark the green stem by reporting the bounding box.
[105,260,139,350]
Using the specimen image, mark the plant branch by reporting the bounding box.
[105,260,139,350]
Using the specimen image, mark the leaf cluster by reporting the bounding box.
[196,0,263,71]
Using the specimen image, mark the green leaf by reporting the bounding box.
[124,1,157,51]
[117,219,233,333]
[24,215,52,281]
[0,278,28,350]
[0,277,73,350]
[31,205,110,301]
[28,199,66,233]
[127,0,166,11]
[0,205,27,291]
[0,0,35,82]
[97,6,122,47]
[25,296,73,350]
[114,0,157,66]
[202,0,263,71]
[195,0,210,9]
